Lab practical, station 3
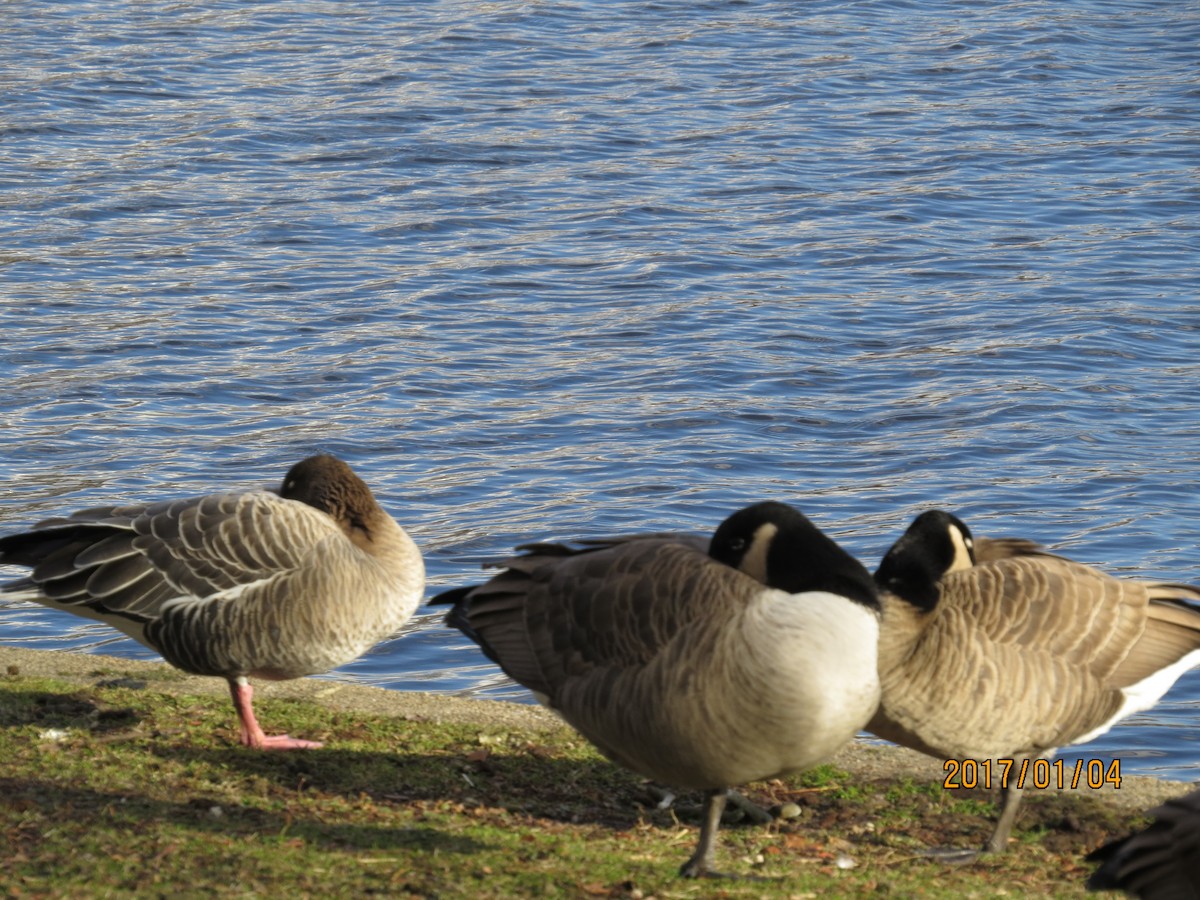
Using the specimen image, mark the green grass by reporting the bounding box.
[0,673,1131,898]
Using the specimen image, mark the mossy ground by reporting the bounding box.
[0,671,1140,898]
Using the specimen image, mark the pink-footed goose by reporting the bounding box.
[870,510,1200,860]
[1086,787,1200,898]
[433,501,882,878]
[0,454,424,750]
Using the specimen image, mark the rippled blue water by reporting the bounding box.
[2,1,1198,780]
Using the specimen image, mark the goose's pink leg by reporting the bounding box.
[228,677,322,750]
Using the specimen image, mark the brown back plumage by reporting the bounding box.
[444,534,715,701]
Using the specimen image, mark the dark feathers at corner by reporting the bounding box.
[1085,789,1200,898]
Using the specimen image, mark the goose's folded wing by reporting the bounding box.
[442,533,735,698]
[1,491,341,622]
[892,557,1200,754]
[944,556,1149,674]
[131,492,341,594]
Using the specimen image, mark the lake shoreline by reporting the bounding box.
[2,644,1190,816]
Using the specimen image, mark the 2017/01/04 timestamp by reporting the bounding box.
[943,758,1122,791]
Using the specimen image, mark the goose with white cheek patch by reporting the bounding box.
[432,500,881,878]
[870,510,1200,860]
[0,454,424,750]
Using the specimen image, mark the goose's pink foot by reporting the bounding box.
[229,677,322,751]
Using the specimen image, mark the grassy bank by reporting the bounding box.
[0,650,1164,898]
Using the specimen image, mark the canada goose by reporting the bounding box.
[869,510,1200,859]
[432,501,881,878]
[0,454,424,750]
[1086,788,1200,897]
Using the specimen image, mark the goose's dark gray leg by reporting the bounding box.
[679,788,728,878]
[922,754,1029,863]
[646,786,773,825]
[984,774,1025,854]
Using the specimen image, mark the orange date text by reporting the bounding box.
[942,758,1121,791]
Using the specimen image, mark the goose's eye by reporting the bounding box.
[727,537,747,553]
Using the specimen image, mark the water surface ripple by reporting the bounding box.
[1,1,1198,779]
